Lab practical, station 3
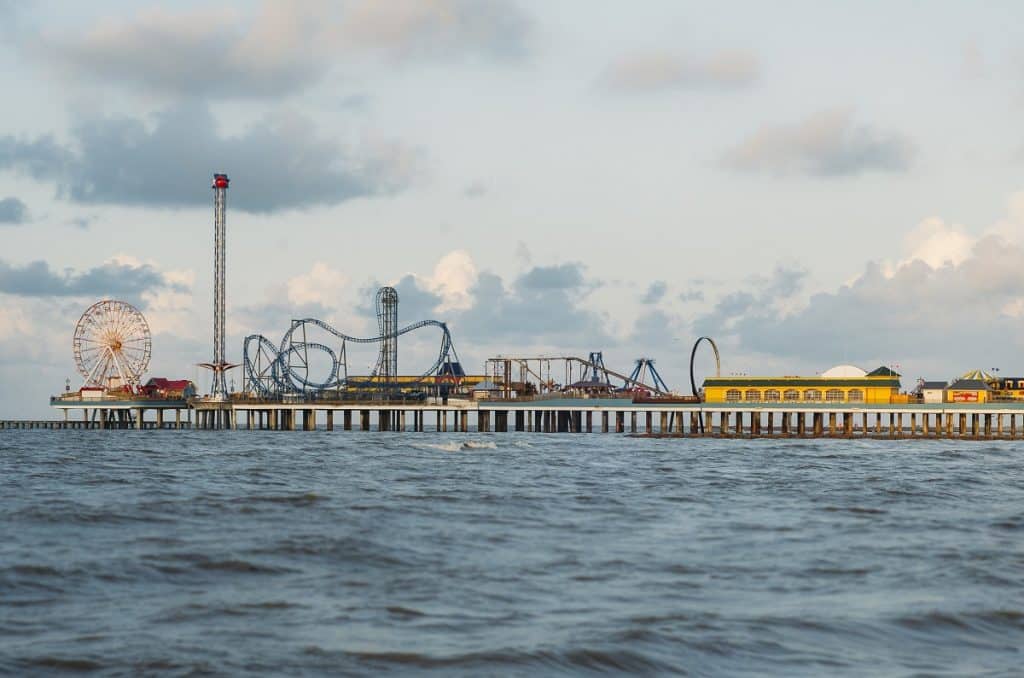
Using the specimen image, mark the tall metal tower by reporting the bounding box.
[375,286,399,387]
[208,173,230,399]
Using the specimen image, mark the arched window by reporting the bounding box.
[783,389,800,401]
[764,389,781,402]
[847,389,864,402]
[804,389,822,402]
[825,389,844,402]
[726,389,741,402]
[745,389,761,401]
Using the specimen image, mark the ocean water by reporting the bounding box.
[1,431,1022,676]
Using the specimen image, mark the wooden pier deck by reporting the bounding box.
[19,396,1024,439]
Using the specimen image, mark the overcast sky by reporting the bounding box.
[3,0,1024,417]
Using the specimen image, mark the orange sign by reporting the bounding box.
[952,391,978,402]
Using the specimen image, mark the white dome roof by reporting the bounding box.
[821,364,866,378]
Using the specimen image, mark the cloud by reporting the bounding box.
[0,104,418,213]
[517,262,588,290]
[0,258,185,301]
[689,207,1024,381]
[463,181,487,198]
[35,1,533,99]
[898,217,973,269]
[427,249,478,311]
[600,50,758,93]
[723,109,913,177]
[694,266,805,337]
[341,0,533,63]
[0,197,27,224]
[728,238,1024,366]
[452,263,611,347]
[38,3,326,99]
[352,257,611,350]
[391,274,445,321]
[286,262,349,308]
[641,280,667,304]
[678,289,704,303]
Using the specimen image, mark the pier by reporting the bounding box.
[44,396,192,430]
[5,397,1015,439]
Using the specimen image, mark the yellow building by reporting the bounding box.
[702,365,901,405]
[946,378,991,403]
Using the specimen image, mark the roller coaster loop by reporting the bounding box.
[243,317,458,396]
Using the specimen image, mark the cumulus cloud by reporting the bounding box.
[451,263,611,347]
[720,237,1024,367]
[694,266,806,337]
[690,194,1024,380]
[898,217,973,269]
[518,262,589,290]
[286,262,349,308]
[641,280,667,304]
[355,257,611,350]
[38,3,325,99]
[723,109,913,177]
[427,249,478,311]
[0,258,186,301]
[600,50,758,93]
[35,0,533,99]
[0,196,27,224]
[0,104,418,212]
[341,0,533,63]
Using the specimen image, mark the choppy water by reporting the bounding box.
[1,431,1022,676]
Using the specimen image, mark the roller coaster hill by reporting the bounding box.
[240,286,702,404]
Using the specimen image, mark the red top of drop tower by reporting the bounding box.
[212,173,229,189]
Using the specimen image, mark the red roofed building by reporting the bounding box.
[142,378,196,398]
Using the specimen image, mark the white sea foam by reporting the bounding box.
[418,442,463,453]
[462,440,498,450]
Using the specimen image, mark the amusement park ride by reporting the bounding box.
[72,299,152,390]
[56,171,726,409]
[241,285,462,398]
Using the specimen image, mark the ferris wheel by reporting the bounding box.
[73,300,152,388]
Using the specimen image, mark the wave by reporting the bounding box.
[462,440,497,450]
[417,441,462,453]
[337,646,670,673]
[416,440,497,453]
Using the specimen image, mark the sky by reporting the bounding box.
[3,0,1024,417]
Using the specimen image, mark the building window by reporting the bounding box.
[745,389,761,401]
[764,389,781,402]
[825,389,844,402]
[804,389,822,402]
[848,389,864,402]
[783,389,800,401]
[726,389,741,402]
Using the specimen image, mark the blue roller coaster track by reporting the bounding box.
[243,316,459,397]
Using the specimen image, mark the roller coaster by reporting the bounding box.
[242,286,460,397]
